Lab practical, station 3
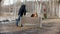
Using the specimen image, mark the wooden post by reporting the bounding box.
[0,1,1,11]
[0,0,2,16]
[0,0,2,10]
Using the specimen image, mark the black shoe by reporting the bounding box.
[16,25,18,27]
[21,24,23,27]
[16,24,18,27]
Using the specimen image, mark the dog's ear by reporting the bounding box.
[0,0,2,2]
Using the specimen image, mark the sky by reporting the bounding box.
[3,0,48,5]
[21,0,48,1]
[3,0,17,5]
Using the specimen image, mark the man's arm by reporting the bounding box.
[24,9,27,15]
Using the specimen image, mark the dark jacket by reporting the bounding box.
[18,5,26,17]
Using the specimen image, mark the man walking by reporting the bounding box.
[16,4,26,27]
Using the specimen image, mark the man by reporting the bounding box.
[16,4,26,27]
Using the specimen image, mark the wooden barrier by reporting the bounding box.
[18,17,41,28]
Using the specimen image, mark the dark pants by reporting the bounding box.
[16,15,21,26]
[44,14,47,18]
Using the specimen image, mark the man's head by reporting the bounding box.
[21,4,26,9]
[21,4,26,7]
